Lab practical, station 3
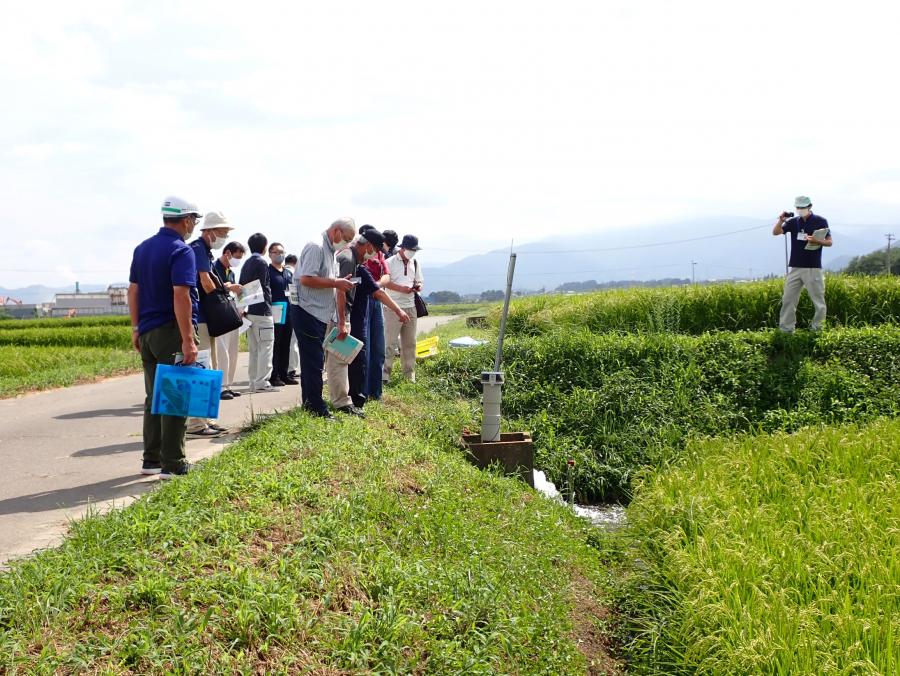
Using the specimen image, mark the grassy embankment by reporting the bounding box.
[0,386,620,674]
[0,317,138,398]
[420,277,900,673]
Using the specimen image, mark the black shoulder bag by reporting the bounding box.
[201,267,243,337]
[412,259,429,318]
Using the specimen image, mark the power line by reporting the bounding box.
[887,233,896,275]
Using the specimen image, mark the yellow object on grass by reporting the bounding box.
[416,336,439,359]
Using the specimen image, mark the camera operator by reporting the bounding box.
[772,195,832,332]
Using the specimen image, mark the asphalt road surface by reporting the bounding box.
[0,315,457,565]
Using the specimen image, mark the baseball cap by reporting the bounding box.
[400,234,421,251]
[359,228,385,248]
[161,196,203,218]
[794,196,812,208]
[201,211,233,230]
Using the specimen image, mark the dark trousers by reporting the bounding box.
[271,316,293,382]
[348,315,369,409]
[366,299,385,400]
[139,322,189,471]
[292,305,328,415]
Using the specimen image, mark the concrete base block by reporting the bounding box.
[461,432,534,487]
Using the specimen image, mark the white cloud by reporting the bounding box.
[1,0,900,287]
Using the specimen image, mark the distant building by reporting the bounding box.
[50,285,129,317]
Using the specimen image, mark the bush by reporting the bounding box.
[421,327,900,501]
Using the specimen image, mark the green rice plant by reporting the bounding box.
[496,275,900,336]
[421,326,900,501]
[0,346,140,397]
[617,417,900,674]
[0,326,132,349]
[0,316,130,331]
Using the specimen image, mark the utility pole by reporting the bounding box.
[887,234,896,275]
[691,260,697,284]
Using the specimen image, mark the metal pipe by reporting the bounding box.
[494,253,517,372]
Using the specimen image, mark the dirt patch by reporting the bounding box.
[570,571,624,675]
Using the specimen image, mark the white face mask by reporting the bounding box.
[228,256,243,269]
[404,250,416,261]
[210,234,229,250]
[797,207,810,217]
[363,248,376,261]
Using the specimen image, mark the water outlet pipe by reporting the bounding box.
[481,252,517,443]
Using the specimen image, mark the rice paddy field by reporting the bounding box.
[0,317,138,398]
[422,275,900,673]
[0,276,897,673]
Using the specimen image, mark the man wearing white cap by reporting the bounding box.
[773,196,833,332]
[128,196,202,479]
[186,211,241,437]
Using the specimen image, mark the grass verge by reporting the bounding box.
[610,417,900,674]
[0,385,622,674]
[0,346,140,398]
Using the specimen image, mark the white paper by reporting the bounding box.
[288,281,301,306]
[238,317,252,335]
[272,303,285,324]
[236,279,264,308]
[175,348,212,369]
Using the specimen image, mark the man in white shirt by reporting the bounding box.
[383,234,424,383]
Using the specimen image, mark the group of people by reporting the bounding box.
[128,196,425,479]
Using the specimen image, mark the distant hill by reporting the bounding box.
[424,217,883,295]
[0,284,109,305]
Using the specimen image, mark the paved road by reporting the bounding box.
[0,315,457,565]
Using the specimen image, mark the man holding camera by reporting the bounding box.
[772,195,833,332]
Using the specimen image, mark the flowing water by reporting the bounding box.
[533,470,626,529]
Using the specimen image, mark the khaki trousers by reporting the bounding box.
[384,311,417,382]
[779,268,827,331]
[326,321,352,409]
[247,313,275,391]
[187,322,218,432]
[215,328,240,388]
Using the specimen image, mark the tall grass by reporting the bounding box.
[616,417,900,674]
[421,326,900,501]
[499,276,900,336]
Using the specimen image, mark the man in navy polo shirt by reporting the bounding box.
[773,195,833,332]
[127,196,202,479]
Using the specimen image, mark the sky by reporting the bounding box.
[2,0,900,289]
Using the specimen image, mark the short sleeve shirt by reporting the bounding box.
[782,214,830,268]
[385,253,424,309]
[269,264,293,303]
[128,227,197,334]
[336,248,379,325]
[297,233,338,324]
[189,238,214,324]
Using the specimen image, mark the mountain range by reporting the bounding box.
[423,217,886,295]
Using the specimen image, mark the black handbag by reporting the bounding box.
[413,259,428,317]
[201,269,243,337]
